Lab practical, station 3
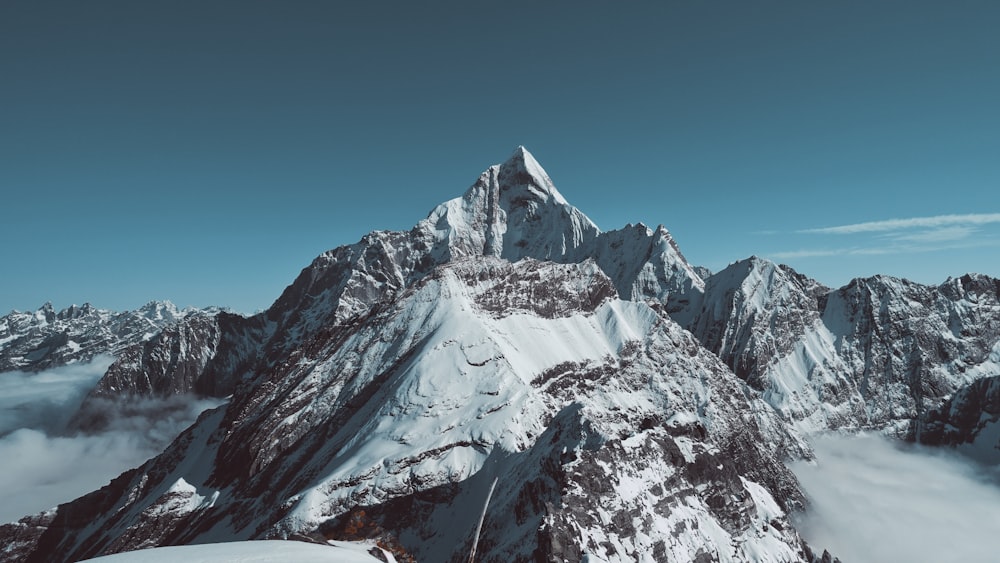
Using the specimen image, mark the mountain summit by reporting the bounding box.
[419,145,599,262]
[504,145,569,204]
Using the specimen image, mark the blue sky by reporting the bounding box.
[2,1,999,314]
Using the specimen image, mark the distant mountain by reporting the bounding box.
[0,301,213,373]
[686,261,1000,437]
[6,147,998,562]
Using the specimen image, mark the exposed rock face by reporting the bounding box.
[85,311,269,400]
[0,301,204,373]
[92,314,222,398]
[911,367,1000,462]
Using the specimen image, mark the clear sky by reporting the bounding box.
[2,1,999,314]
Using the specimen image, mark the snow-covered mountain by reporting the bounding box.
[5,146,996,562]
[0,301,212,373]
[73,147,707,412]
[2,258,811,562]
[686,263,1000,436]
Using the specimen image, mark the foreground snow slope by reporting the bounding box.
[79,540,385,562]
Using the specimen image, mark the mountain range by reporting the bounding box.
[0,301,210,374]
[2,147,998,562]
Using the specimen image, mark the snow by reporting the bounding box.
[78,540,385,562]
[279,268,665,531]
[145,477,220,517]
[512,145,570,206]
[202,246,803,562]
[418,146,601,265]
[764,320,852,432]
[494,300,658,379]
[692,263,1000,438]
[0,333,16,349]
[956,339,1000,381]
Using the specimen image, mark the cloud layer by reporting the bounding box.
[0,360,223,523]
[0,357,112,436]
[791,434,1000,563]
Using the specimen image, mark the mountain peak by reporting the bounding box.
[498,145,569,206]
[506,144,535,166]
[418,148,599,263]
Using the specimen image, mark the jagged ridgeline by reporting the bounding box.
[0,301,206,373]
[2,147,998,562]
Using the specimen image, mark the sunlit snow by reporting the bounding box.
[79,540,388,562]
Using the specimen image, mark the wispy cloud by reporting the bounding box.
[888,225,977,244]
[769,238,1000,261]
[769,247,898,260]
[769,249,847,260]
[800,213,1000,235]
[769,213,1000,262]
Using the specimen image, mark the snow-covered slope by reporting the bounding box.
[79,539,388,562]
[687,257,828,389]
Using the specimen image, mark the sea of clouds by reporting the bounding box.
[791,433,1000,563]
[0,357,223,523]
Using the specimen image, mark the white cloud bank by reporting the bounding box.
[0,360,223,524]
[0,357,112,435]
[791,434,1000,563]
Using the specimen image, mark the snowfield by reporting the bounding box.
[80,540,389,563]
